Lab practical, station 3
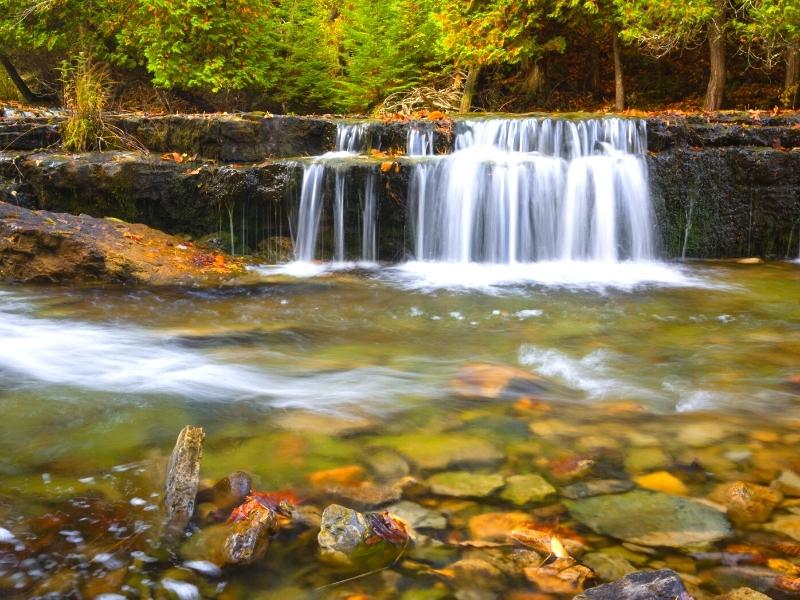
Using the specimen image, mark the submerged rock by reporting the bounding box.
[773,470,800,497]
[764,515,800,542]
[467,512,532,541]
[523,559,592,594]
[501,474,556,505]
[715,589,773,600]
[0,201,242,284]
[709,481,782,524]
[566,490,732,548]
[163,426,205,538]
[317,504,409,570]
[581,552,637,582]
[574,568,691,599]
[386,501,447,530]
[427,472,504,498]
[561,479,635,500]
[452,363,547,400]
[378,434,503,470]
[196,471,252,514]
[634,471,689,495]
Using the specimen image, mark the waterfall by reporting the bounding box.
[293,122,379,262]
[407,124,434,156]
[409,117,653,263]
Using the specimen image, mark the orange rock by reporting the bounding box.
[468,512,533,541]
[452,363,543,399]
[523,563,592,594]
[634,471,689,495]
[510,527,585,557]
[710,481,783,524]
[308,465,365,487]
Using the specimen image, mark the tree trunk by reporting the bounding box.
[703,1,726,111]
[784,43,800,109]
[588,41,601,99]
[0,51,51,105]
[612,31,625,112]
[460,65,481,113]
[522,59,545,99]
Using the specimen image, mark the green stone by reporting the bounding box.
[566,490,732,548]
[427,472,504,498]
[500,474,556,505]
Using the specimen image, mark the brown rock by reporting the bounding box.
[199,471,252,513]
[715,588,772,600]
[0,201,242,284]
[223,503,278,564]
[452,363,545,400]
[709,481,782,524]
[163,426,205,538]
[510,527,586,557]
[523,562,592,594]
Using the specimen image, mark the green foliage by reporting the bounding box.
[0,68,21,101]
[119,0,280,92]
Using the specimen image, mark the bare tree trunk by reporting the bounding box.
[613,31,625,112]
[704,1,726,111]
[0,51,51,105]
[460,65,481,113]
[784,43,800,108]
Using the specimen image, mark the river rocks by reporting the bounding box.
[501,474,556,505]
[523,561,593,594]
[0,201,242,284]
[582,552,637,582]
[317,504,409,569]
[452,363,546,400]
[561,479,635,500]
[510,527,586,557]
[574,568,690,600]
[566,490,732,548]
[427,472,505,498]
[715,588,772,600]
[387,501,447,530]
[709,481,782,524]
[197,471,252,514]
[764,515,800,542]
[223,503,278,565]
[380,434,503,470]
[163,426,205,538]
[773,470,800,497]
[467,512,532,541]
[634,471,689,495]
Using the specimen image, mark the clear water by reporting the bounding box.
[1,262,800,596]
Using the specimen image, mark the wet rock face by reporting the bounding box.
[574,568,691,600]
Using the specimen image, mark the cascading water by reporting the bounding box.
[293,122,378,262]
[409,117,653,263]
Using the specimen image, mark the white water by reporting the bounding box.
[0,292,428,410]
[409,117,653,263]
[293,123,380,262]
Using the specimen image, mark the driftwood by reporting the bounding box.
[163,425,205,539]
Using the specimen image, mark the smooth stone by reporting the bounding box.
[365,449,411,480]
[427,472,504,498]
[625,447,669,474]
[773,469,800,497]
[764,514,800,542]
[573,568,690,600]
[634,471,689,495]
[523,561,593,595]
[467,512,532,541]
[272,411,374,436]
[678,422,735,448]
[510,527,586,557]
[566,490,732,548]
[709,481,783,524]
[582,552,637,582]
[198,471,251,513]
[451,363,545,400]
[437,558,505,591]
[715,588,772,600]
[387,501,447,530]
[707,566,797,597]
[501,474,556,505]
[378,434,503,470]
[561,479,635,500]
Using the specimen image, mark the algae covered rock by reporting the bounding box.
[500,474,556,505]
[427,471,504,498]
[566,490,732,548]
